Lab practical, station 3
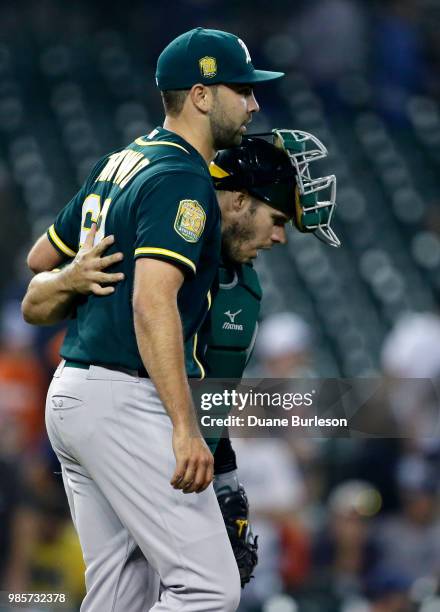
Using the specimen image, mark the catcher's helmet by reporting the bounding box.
[210,130,340,247]
[210,137,296,219]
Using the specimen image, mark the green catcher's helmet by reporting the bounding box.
[211,129,340,247]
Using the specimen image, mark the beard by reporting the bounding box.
[221,210,257,264]
[209,101,245,150]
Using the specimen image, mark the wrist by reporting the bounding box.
[214,436,237,474]
[214,469,240,496]
[60,262,81,295]
[172,412,201,436]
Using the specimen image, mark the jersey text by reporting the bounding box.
[97,150,150,189]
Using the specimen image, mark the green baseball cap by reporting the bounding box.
[156,27,284,90]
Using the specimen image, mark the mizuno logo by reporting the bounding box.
[223,309,243,331]
[224,309,242,323]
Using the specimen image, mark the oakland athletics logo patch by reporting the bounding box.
[174,199,206,243]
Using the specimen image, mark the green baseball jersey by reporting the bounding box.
[47,127,221,372]
[187,260,262,451]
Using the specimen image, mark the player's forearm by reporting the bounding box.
[21,268,76,326]
[133,298,199,432]
[214,433,238,474]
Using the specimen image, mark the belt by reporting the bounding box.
[64,360,150,378]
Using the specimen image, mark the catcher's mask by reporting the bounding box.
[210,129,340,247]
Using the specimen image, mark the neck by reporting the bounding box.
[163,116,215,164]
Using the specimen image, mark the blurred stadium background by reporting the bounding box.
[1,0,440,610]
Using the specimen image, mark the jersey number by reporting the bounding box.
[80,194,112,247]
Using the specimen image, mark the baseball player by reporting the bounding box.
[23,130,338,593]
[193,129,339,587]
[22,28,283,612]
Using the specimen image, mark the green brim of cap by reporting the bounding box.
[225,69,285,84]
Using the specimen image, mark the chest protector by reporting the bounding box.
[201,263,262,378]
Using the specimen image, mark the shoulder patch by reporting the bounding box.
[174,199,206,243]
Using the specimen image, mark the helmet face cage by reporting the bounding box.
[272,129,340,247]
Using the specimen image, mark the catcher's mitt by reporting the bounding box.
[217,485,259,587]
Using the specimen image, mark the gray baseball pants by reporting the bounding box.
[45,361,241,612]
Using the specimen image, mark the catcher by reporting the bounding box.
[22,129,339,591]
[190,129,338,587]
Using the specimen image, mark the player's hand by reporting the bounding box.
[171,425,214,494]
[67,223,124,296]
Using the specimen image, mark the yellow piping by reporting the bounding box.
[134,139,190,154]
[48,225,76,257]
[134,247,196,273]
[193,333,205,380]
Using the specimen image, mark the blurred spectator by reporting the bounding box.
[0,298,83,602]
[256,312,313,378]
[254,311,322,520]
[25,456,85,606]
[381,311,440,379]
[0,300,46,454]
[2,450,85,604]
[381,311,440,456]
[373,457,440,583]
[234,437,308,612]
[293,0,368,106]
[350,437,402,514]
[0,456,31,589]
[262,593,299,612]
[311,481,381,603]
[373,0,427,122]
[364,568,412,612]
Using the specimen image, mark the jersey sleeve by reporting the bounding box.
[46,187,85,258]
[46,155,110,258]
[134,171,217,275]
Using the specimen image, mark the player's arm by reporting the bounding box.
[214,431,239,494]
[213,432,259,588]
[133,168,219,493]
[22,224,124,326]
[214,432,238,475]
[27,233,65,274]
[133,258,214,494]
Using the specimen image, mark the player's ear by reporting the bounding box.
[216,191,244,219]
[190,84,211,113]
[232,191,250,213]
